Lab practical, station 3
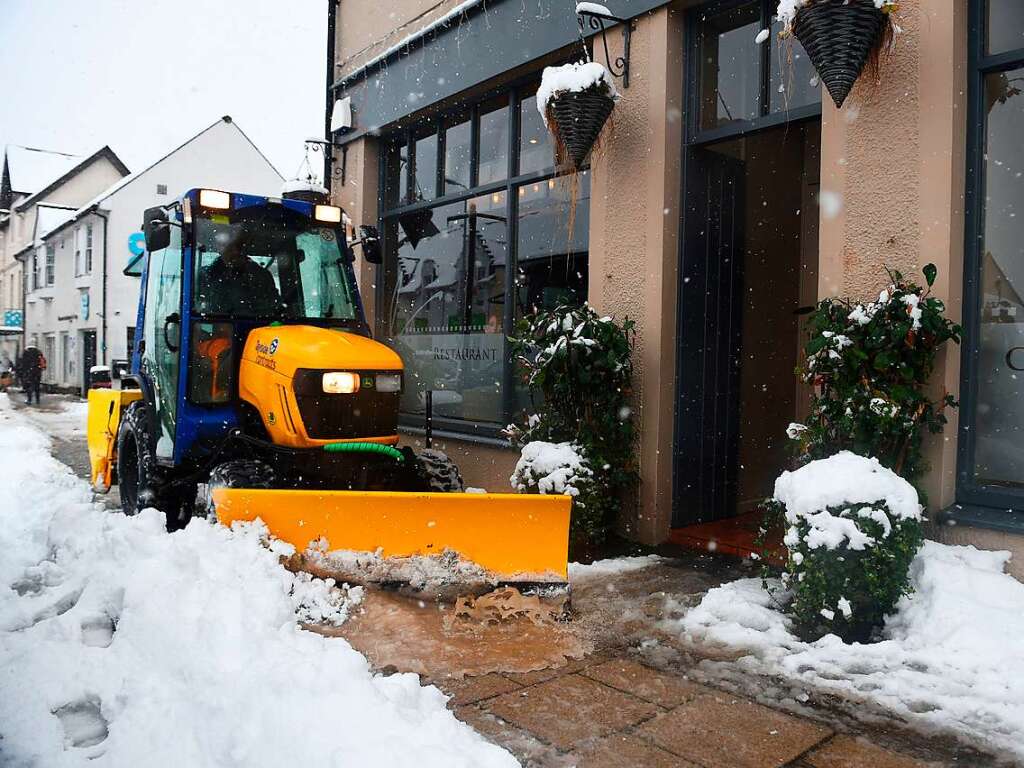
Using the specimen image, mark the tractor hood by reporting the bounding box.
[242,325,403,376]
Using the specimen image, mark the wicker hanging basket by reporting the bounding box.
[792,0,888,108]
[546,85,616,171]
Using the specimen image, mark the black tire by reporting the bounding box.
[208,459,277,490]
[417,449,465,493]
[205,459,277,518]
[116,401,195,532]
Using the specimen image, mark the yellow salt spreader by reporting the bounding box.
[87,187,570,594]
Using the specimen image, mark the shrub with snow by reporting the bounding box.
[507,303,635,543]
[770,451,923,643]
[788,265,961,492]
[510,441,594,499]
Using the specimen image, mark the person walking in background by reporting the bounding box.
[18,346,45,405]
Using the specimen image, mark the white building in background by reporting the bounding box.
[0,146,129,367]
[20,116,282,392]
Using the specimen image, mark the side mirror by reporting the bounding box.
[358,225,382,264]
[143,206,171,252]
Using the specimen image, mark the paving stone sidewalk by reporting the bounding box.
[437,655,951,768]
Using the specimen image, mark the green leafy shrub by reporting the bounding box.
[769,451,923,643]
[760,265,959,643]
[507,303,636,542]
[789,265,961,490]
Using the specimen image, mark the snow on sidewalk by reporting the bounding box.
[678,540,1024,761]
[0,395,516,768]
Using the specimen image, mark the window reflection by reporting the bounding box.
[384,142,408,207]
[388,193,508,424]
[973,67,1024,489]
[698,3,761,131]
[520,87,555,175]
[479,97,509,184]
[987,0,1024,55]
[414,132,438,202]
[769,20,819,114]
[514,173,590,413]
[444,117,471,194]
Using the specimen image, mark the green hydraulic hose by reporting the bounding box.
[322,442,405,462]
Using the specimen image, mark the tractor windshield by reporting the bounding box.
[192,206,359,322]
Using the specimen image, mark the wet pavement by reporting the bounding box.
[19,390,1004,768]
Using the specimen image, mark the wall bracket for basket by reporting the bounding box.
[577,8,634,88]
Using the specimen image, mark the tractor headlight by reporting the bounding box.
[375,373,402,393]
[198,189,231,210]
[322,371,360,394]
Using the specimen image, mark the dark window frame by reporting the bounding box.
[376,75,589,437]
[953,0,1024,530]
[685,0,821,147]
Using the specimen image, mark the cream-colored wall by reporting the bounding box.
[587,6,683,543]
[818,0,1024,574]
[818,0,964,511]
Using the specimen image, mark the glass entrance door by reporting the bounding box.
[959,1,1024,519]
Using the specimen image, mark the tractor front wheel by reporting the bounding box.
[206,459,277,517]
[116,401,194,532]
[417,449,465,493]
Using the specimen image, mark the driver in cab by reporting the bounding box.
[195,231,282,317]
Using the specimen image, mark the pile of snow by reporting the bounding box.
[575,2,613,17]
[0,396,515,767]
[774,451,921,551]
[536,61,618,126]
[678,541,1024,760]
[510,440,592,497]
[776,0,898,34]
[281,177,328,196]
[568,554,664,581]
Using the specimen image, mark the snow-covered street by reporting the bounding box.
[0,395,516,767]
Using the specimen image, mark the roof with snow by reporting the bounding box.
[3,145,82,197]
[10,146,130,213]
[37,116,282,244]
[33,204,77,241]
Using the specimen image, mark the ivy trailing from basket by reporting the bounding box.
[536,61,618,172]
[506,303,637,544]
[787,264,962,494]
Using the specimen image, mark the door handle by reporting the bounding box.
[164,313,181,353]
[1007,346,1024,372]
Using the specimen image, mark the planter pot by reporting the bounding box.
[792,0,888,108]
[546,85,616,171]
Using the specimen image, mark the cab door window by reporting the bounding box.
[141,226,183,459]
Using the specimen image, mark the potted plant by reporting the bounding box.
[536,61,619,171]
[777,0,899,108]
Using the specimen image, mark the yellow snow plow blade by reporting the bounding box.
[212,488,572,582]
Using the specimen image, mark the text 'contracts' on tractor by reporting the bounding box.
[86,188,570,597]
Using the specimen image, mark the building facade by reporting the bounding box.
[20,116,283,392]
[327,0,1024,576]
[0,146,129,366]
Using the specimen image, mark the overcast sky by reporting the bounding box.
[0,0,326,184]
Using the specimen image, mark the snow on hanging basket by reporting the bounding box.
[778,0,897,109]
[537,61,619,171]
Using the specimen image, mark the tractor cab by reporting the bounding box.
[133,189,381,466]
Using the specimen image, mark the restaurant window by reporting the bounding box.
[378,80,590,434]
[959,1,1024,521]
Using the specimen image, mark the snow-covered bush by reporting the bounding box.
[789,265,961,492]
[771,451,923,643]
[510,441,595,499]
[507,303,635,543]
